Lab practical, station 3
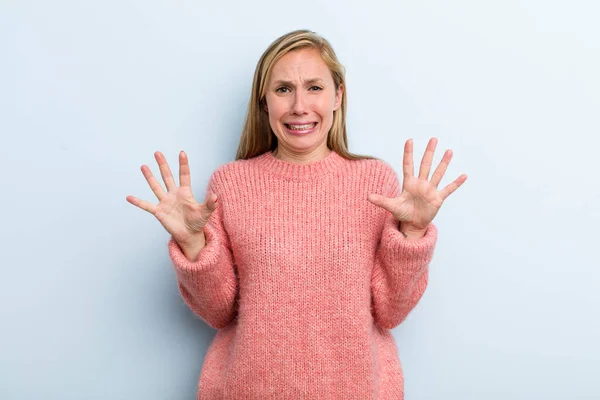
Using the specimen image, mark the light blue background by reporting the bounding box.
[2,1,599,399]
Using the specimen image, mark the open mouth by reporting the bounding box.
[284,122,318,134]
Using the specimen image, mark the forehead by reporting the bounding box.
[269,47,332,82]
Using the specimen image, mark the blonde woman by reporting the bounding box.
[127,29,467,399]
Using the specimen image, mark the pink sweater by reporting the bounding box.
[168,150,438,399]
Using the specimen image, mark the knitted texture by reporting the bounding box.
[168,150,438,399]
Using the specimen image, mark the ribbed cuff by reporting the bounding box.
[376,216,438,277]
[168,223,223,287]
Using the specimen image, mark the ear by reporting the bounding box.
[333,84,344,111]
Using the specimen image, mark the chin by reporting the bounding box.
[282,134,325,149]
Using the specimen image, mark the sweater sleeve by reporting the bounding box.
[370,166,438,330]
[167,171,239,330]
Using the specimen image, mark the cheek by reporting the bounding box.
[316,97,336,117]
[266,99,288,120]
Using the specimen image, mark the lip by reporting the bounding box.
[284,122,318,136]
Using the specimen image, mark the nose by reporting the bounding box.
[291,90,308,115]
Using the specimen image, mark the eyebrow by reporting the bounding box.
[272,78,325,87]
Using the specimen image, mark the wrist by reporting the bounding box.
[176,230,207,261]
[399,222,427,240]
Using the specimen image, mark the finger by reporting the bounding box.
[125,195,157,215]
[403,139,414,180]
[179,151,192,188]
[367,193,395,213]
[418,137,437,180]
[154,151,177,192]
[430,149,453,188]
[141,165,166,201]
[197,192,219,226]
[439,174,468,201]
[204,191,219,211]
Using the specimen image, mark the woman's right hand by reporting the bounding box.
[126,151,218,249]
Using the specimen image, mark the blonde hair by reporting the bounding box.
[235,29,376,161]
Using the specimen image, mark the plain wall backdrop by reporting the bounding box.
[1,0,599,399]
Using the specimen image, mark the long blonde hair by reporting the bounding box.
[235,29,376,161]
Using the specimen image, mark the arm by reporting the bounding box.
[370,168,438,330]
[168,172,239,329]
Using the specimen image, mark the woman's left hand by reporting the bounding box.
[368,137,467,234]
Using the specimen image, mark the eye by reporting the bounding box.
[276,87,291,93]
[309,86,323,91]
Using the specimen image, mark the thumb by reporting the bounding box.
[367,193,395,213]
[196,192,218,228]
[204,192,219,212]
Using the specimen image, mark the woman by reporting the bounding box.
[127,29,467,399]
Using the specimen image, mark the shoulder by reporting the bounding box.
[207,157,258,189]
[348,156,399,182]
[345,156,400,197]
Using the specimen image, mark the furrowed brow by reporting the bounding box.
[273,78,325,87]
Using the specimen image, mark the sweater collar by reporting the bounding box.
[253,149,346,180]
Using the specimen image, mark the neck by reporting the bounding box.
[257,147,345,181]
[273,146,331,165]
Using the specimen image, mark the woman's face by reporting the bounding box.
[264,47,343,159]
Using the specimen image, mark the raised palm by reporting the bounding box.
[126,151,217,246]
[368,138,467,231]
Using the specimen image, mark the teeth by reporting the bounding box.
[287,123,316,130]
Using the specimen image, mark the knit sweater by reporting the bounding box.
[168,149,438,399]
